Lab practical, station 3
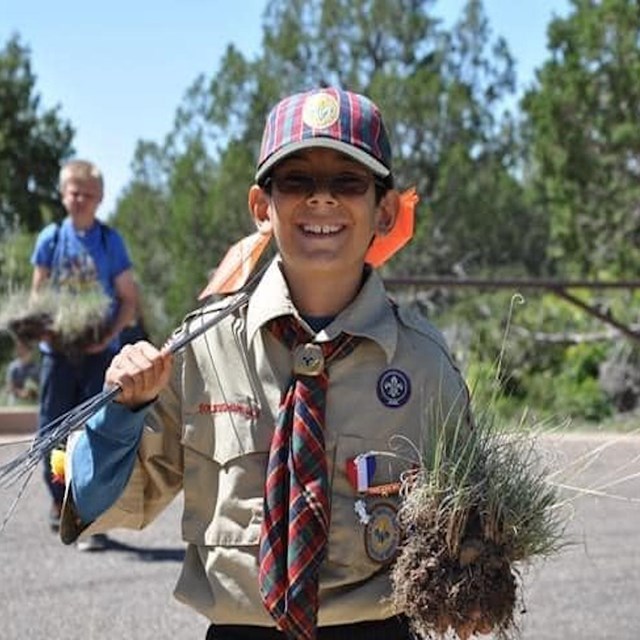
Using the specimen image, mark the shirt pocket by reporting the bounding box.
[180,402,271,547]
[328,434,405,579]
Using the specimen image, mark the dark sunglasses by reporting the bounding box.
[263,172,386,197]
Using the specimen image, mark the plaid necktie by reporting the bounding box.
[259,316,360,640]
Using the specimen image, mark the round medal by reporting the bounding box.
[364,502,400,564]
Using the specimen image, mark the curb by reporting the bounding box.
[0,407,38,435]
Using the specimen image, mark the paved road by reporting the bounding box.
[1,433,639,640]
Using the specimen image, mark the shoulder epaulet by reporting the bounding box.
[396,303,450,353]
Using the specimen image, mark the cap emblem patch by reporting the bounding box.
[302,93,340,129]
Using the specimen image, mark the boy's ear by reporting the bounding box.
[248,185,272,233]
[375,189,400,236]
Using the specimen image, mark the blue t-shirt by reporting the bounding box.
[30,218,132,351]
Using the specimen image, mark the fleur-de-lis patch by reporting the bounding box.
[377,368,411,408]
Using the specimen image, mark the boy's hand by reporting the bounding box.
[106,341,172,408]
[84,325,118,354]
[84,335,114,355]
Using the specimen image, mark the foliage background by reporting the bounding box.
[1,0,639,425]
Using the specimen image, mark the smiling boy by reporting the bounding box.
[60,88,470,639]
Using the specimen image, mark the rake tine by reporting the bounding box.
[0,436,34,448]
[8,390,102,455]
[0,391,112,486]
[0,465,37,536]
[0,444,49,488]
[0,387,120,489]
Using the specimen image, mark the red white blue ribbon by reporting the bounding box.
[346,454,377,493]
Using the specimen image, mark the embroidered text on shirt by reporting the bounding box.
[198,403,260,419]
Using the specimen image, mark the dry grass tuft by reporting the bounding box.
[389,387,568,640]
[0,286,111,357]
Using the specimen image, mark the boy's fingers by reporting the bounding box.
[106,341,172,405]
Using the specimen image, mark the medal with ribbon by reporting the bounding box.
[346,452,402,497]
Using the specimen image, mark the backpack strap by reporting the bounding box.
[49,223,61,281]
[98,221,113,276]
[98,221,109,251]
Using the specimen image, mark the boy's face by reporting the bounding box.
[252,148,396,280]
[61,177,102,229]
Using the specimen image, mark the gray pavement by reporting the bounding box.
[1,432,639,640]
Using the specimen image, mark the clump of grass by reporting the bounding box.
[391,290,567,639]
[0,286,111,357]
[389,376,569,640]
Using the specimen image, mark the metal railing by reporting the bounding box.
[384,276,640,342]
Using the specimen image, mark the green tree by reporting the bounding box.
[205,0,537,276]
[113,125,258,334]
[522,0,640,278]
[0,35,74,235]
[0,224,36,290]
[115,0,545,331]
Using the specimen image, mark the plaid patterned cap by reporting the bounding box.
[256,87,393,183]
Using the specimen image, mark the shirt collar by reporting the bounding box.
[246,257,397,363]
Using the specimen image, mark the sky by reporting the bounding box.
[2,0,570,218]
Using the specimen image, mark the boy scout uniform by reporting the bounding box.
[67,258,470,629]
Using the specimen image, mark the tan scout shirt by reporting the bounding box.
[78,259,470,627]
